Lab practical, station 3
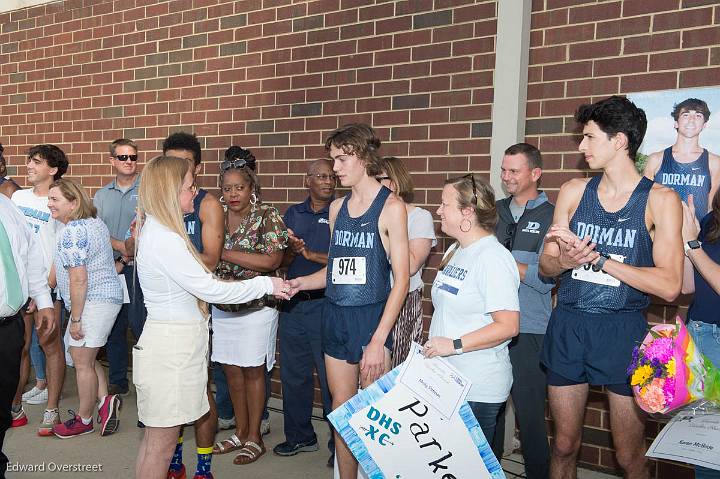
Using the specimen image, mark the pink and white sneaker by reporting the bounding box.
[97,394,121,436]
[52,411,94,439]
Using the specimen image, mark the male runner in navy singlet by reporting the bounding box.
[288,124,409,479]
[540,96,683,479]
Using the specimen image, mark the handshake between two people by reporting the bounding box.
[268,276,305,301]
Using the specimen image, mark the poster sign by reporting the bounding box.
[628,86,720,157]
[646,409,720,470]
[328,358,505,479]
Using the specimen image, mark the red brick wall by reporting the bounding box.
[2,0,715,476]
[0,0,496,454]
[527,1,719,477]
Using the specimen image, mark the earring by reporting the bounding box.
[250,192,258,206]
[219,195,225,204]
[460,218,472,233]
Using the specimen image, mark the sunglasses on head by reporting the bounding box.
[114,154,138,162]
[221,158,255,171]
[462,173,478,205]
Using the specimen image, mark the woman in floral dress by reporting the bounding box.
[210,149,288,466]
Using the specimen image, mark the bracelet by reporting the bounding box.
[116,257,128,266]
[70,317,81,323]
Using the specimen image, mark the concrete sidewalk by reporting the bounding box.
[5,371,334,478]
[5,370,618,478]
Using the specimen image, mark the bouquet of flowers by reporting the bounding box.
[628,317,720,414]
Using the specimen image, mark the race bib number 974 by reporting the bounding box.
[331,257,366,284]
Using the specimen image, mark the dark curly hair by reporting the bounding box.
[575,96,647,159]
[162,132,201,166]
[28,144,69,180]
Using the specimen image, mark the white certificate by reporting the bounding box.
[647,408,720,470]
[397,342,472,419]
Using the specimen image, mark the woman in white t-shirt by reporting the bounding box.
[424,174,520,456]
[377,157,436,368]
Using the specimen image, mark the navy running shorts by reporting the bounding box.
[322,300,393,364]
[541,306,648,397]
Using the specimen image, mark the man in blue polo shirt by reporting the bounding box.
[273,159,335,466]
[93,138,141,396]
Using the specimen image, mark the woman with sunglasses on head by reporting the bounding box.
[377,157,436,368]
[423,174,520,457]
[132,156,289,479]
[210,146,288,466]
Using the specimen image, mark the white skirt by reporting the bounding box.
[133,319,210,427]
[211,306,278,370]
[64,302,122,350]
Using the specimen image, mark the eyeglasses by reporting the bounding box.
[221,158,255,171]
[307,173,337,181]
[375,176,390,181]
[503,223,517,251]
[114,154,138,162]
[463,173,478,205]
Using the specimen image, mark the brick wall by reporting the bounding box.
[527,1,719,477]
[1,0,715,477]
[0,0,496,454]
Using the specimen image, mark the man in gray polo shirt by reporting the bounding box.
[93,138,140,396]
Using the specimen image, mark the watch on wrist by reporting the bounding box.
[453,338,463,355]
[684,240,702,256]
[116,256,128,266]
[592,252,610,272]
[70,316,81,323]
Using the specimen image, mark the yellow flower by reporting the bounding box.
[631,364,654,386]
[666,357,676,376]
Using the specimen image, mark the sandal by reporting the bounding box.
[213,434,243,455]
[233,441,266,465]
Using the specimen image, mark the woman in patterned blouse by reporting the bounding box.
[46,178,124,439]
[211,148,288,466]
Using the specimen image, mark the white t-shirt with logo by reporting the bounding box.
[11,189,62,276]
[430,235,520,403]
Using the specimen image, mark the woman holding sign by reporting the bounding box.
[288,124,409,479]
[424,174,520,458]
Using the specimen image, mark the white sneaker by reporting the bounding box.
[26,388,48,405]
[25,388,49,405]
[218,416,236,431]
[21,386,43,402]
[261,418,271,436]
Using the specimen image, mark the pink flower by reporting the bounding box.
[641,379,667,413]
[662,376,675,404]
[643,338,674,364]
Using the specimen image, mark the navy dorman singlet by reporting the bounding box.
[655,147,710,220]
[183,188,206,253]
[558,176,654,314]
[325,186,392,307]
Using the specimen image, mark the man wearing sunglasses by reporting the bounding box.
[493,143,555,479]
[94,138,141,398]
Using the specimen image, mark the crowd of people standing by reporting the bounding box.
[1,94,719,479]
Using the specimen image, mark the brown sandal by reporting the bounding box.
[233,441,266,465]
[213,434,243,455]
